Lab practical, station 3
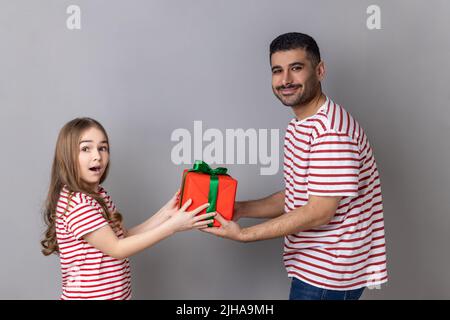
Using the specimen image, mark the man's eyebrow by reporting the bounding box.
[79,140,108,144]
[271,62,305,71]
[271,65,282,71]
[289,62,305,67]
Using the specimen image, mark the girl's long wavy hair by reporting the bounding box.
[41,117,122,256]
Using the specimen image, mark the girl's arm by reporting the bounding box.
[84,200,214,260]
[125,191,180,236]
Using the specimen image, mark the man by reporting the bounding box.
[203,32,388,300]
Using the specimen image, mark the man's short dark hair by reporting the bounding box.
[270,32,321,67]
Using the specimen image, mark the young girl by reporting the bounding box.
[41,117,214,300]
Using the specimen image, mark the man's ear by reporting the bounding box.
[316,60,325,81]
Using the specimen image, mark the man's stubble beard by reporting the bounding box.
[273,78,320,108]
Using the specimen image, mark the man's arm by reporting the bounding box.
[234,190,285,220]
[203,195,341,242]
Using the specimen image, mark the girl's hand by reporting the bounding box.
[164,199,216,233]
[155,189,181,220]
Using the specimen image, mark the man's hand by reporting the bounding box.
[201,212,243,241]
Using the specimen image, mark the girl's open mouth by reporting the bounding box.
[89,166,102,173]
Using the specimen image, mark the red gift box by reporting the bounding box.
[179,161,237,227]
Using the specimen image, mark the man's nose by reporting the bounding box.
[282,71,292,86]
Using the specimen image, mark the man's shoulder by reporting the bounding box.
[312,99,361,141]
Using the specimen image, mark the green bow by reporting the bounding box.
[181,160,228,227]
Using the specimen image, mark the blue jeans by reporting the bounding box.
[289,278,365,300]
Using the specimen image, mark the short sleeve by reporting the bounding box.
[307,131,360,197]
[65,200,109,240]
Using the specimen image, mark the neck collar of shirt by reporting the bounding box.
[294,95,329,124]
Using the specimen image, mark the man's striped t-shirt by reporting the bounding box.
[55,186,132,300]
[283,96,388,290]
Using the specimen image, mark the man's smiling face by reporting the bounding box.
[271,48,323,108]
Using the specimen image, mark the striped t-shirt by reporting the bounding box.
[283,96,388,290]
[55,185,132,300]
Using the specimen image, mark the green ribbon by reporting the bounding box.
[181,160,228,227]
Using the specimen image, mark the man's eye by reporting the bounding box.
[292,66,302,71]
[272,69,281,74]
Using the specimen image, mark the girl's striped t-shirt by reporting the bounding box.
[55,185,132,300]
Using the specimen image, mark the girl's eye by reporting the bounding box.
[99,146,109,152]
[81,146,89,152]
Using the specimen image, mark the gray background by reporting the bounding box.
[1,0,449,299]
